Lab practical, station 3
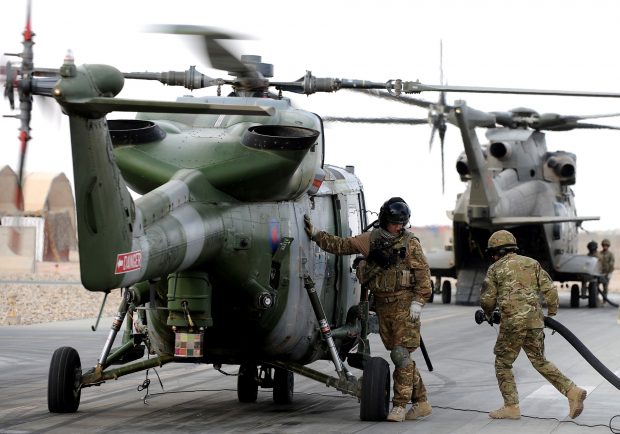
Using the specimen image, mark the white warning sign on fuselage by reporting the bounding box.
[115,250,142,274]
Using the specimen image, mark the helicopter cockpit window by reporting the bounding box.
[348,195,362,237]
[552,202,566,240]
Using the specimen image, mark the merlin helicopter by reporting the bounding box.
[324,92,620,308]
[6,2,620,420]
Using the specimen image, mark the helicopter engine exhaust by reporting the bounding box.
[455,153,470,180]
[543,151,577,185]
[489,142,512,160]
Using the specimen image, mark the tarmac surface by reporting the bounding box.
[1,292,619,434]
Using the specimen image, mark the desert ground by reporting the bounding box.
[1,257,618,326]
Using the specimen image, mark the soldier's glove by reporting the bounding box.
[304,214,316,240]
[409,301,423,321]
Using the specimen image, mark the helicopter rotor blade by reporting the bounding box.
[146,24,255,76]
[353,88,434,109]
[429,124,436,151]
[399,81,620,99]
[540,122,620,132]
[321,116,429,125]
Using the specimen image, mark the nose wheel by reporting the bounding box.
[48,347,82,413]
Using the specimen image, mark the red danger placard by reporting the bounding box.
[115,250,142,274]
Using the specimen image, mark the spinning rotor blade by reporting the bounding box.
[146,24,254,76]
[1,0,35,210]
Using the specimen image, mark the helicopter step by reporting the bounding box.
[455,267,487,306]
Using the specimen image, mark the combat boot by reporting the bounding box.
[405,401,432,420]
[386,405,406,422]
[567,386,587,419]
[489,404,520,419]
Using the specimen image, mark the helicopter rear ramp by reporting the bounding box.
[455,267,487,305]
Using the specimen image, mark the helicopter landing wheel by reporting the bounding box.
[441,280,452,304]
[359,356,390,421]
[237,364,259,403]
[273,367,294,404]
[48,346,82,413]
[588,281,598,308]
[570,284,580,308]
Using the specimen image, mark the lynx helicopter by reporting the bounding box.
[324,92,620,308]
[6,6,620,420]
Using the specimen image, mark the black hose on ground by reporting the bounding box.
[598,289,619,308]
[544,316,620,390]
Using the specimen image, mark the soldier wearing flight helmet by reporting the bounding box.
[304,197,432,422]
[481,230,586,420]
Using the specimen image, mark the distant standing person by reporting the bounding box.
[480,230,587,420]
[582,241,601,297]
[304,197,432,422]
[599,239,615,301]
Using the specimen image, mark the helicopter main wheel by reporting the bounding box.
[588,281,598,308]
[441,280,452,304]
[48,346,82,413]
[272,367,294,404]
[570,284,580,308]
[237,364,259,403]
[359,356,390,421]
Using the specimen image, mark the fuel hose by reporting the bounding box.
[545,316,620,390]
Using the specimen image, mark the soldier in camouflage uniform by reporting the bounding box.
[480,230,587,420]
[581,241,601,297]
[304,197,432,422]
[599,239,615,300]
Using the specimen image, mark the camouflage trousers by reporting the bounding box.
[600,273,612,297]
[375,295,427,407]
[494,327,574,405]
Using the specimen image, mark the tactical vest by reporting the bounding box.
[362,230,416,293]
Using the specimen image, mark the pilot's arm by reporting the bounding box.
[313,231,370,256]
[304,214,370,256]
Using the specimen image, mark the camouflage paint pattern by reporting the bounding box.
[481,252,574,405]
[313,227,431,406]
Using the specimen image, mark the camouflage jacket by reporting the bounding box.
[313,229,431,304]
[480,252,557,329]
[600,250,615,274]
